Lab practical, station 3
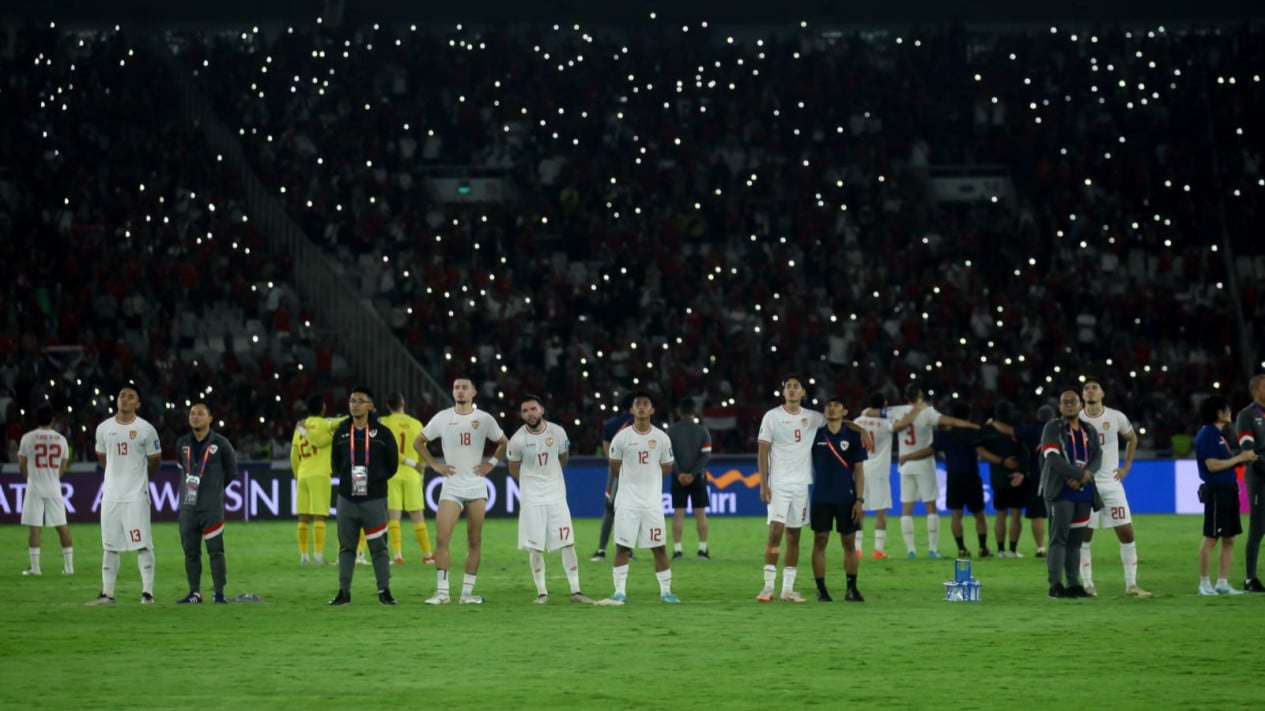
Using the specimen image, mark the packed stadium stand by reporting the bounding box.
[2,20,1261,456]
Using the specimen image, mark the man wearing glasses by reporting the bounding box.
[328,387,398,606]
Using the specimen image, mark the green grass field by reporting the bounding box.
[0,514,1260,709]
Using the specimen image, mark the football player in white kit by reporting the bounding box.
[507,394,593,604]
[887,383,978,559]
[853,393,925,559]
[87,384,162,605]
[1078,378,1151,597]
[17,406,74,576]
[599,391,678,605]
[756,375,874,602]
[415,377,508,604]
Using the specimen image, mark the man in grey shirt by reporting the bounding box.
[667,398,713,560]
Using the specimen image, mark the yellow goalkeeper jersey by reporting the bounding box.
[290,415,346,478]
[379,412,424,475]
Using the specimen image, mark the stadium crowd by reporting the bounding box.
[2,21,1262,457]
[0,27,342,460]
[179,20,1263,453]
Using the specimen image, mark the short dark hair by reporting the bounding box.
[1199,395,1229,424]
[1037,404,1057,421]
[630,390,655,407]
[190,400,211,415]
[387,392,405,411]
[781,374,805,388]
[453,376,476,388]
[869,392,887,409]
[520,393,545,407]
[1083,376,1103,389]
[677,397,696,414]
[306,395,325,416]
[904,383,923,402]
[351,385,375,402]
[825,395,846,407]
[35,405,53,427]
[120,382,142,401]
[993,400,1015,423]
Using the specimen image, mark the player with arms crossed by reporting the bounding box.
[599,391,678,605]
[17,406,74,576]
[507,394,593,604]
[379,392,434,565]
[854,393,924,559]
[1078,378,1150,597]
[415,377,508,604]
[88,383,161,605]
[888,383,978,559]
[291,396,342,566]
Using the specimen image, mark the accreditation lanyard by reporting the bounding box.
[1067,424,1088,464]
[183,441,212,478]
[823,432,852,472]
[350,425,370,467]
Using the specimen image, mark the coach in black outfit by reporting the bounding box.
[329,386,398,606]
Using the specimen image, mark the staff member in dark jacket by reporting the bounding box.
[175,401,238,604]
[328,386,398,606]
[1040,390,1103,599]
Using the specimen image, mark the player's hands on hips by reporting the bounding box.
[760,480,771,504]
[1113,464,1131,481]
[435,463,457,476]
[473,463,493,476]
[678,473,694,486]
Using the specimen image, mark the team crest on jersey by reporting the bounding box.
[1103,423,1111,431]
[209,445,218,454]
[648,439,657,449]
[472,421,480,430]
[800,418,809,427]
[839,441,850,450]
[545,437,555,447]
[369,429,378,437]
[129,430,137,439]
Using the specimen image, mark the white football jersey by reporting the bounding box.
[853,415,895,477]
[887,405,943,472]
[507,421,570,504]
[18,428,69,498]
[95,415,161,502]
[757,406,826,487]
[609,424,674,510]
[423,406,506,488]
[1079,407,1133,483]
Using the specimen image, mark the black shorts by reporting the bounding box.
[670,474,709,510]
[1024,478,1047,518]
[991,472,1027,510]
[946,474,985,513]
[1203,482,1243,539]
[810,502,860,534]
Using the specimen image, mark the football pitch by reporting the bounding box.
[1,514,1260,709]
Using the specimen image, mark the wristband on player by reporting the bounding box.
[403,458,419,468]
[487,457,500,467]
[857,497,865,503]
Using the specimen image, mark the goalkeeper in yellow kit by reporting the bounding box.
[290,396,345,565]
[373,392,434,564]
